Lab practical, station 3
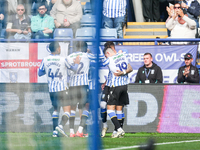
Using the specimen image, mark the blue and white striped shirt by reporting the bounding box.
[38,54,73,92]
[101,52,129,87]
[67,52,97,87]
[103,0,126,18]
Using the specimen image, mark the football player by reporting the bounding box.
[101,47,133,138]
[38,41,80,137]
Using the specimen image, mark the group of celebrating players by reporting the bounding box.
[38,41,133,138]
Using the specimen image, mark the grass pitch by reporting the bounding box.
[0,132,200,150]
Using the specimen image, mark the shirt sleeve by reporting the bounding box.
[38,59,46,76]
[65,58,73,69]
[101,58,110,67]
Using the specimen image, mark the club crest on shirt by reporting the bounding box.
[151,69,155,74]
[191,70,195,75]
[9,72,17,83]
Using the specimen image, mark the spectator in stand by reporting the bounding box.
[180,0,200,28]
[135,53,163,83]
[6,4,31,39]
[102,0,126,39]
[31,3,55,39]
[177,53,199,83]
[0,0,8,38]
[31,0,57,15]
[166,2,196,44]
[142,0,160,22]
[7,0,32,15]
[50,0,82,37]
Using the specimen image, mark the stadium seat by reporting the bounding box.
[0,29,6,39]
[100,28,117,45]
[100,28,117,39]
[83,2,92,14]
[75,27,96,45]
[53,28,73,39]
[80,15,95,27]
[75,27,96,39]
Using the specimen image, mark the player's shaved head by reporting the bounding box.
[104,48,116,58]
[49,42,60,53]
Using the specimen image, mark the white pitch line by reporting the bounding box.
[104,139,200,150]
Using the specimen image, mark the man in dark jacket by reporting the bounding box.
[181,0,200,23]
[135,52,163,83]
[177,53,199,83]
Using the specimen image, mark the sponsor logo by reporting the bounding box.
[6,49,20,52]
[9,72,18,83]
[1,62,41,68]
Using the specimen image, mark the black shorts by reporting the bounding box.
[49,90,70,109]
[101,86,110,102]
[107,85,129,106]
[69,86,89,109]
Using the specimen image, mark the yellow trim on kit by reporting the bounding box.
[110,116,117,119]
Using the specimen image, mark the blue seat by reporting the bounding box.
[100,28,117,45]
[83,2,92,14]
[75,27,96,45]
[53,28,73,39]
[75,27,96,39]
[100,28,117,39]
[80,15,95,27]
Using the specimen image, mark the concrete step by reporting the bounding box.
[127,22,166,29]
[125,28,167,36]
[123,42,155,45]
[124,35,168,39]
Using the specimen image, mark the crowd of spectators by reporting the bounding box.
[165,0,200,44]
[1,0,200,40]
[0,0,83,39]
[0,0,127,39]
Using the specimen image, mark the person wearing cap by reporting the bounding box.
[31,2,55,39]
[166,2,196,45]
[177,53,199,83]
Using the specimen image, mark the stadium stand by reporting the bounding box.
[80,14,95,27]
[83,2,92,14]
[75,27,96,45]
[75,27,95,39]
[100,28,117,45]
[123,22,168,45]
[53,28,73,39]
[100,28,117,39]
